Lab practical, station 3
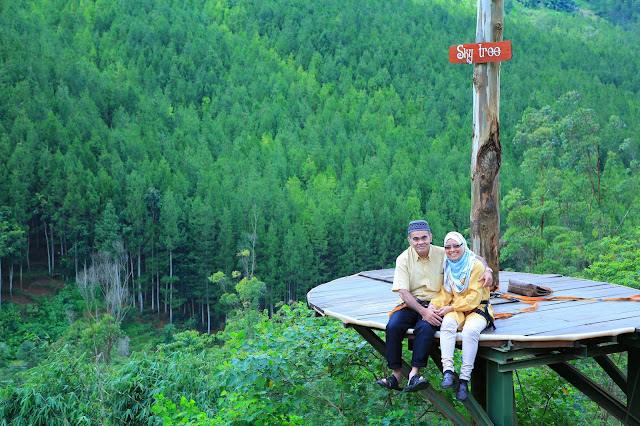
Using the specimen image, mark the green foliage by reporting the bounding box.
[581,227,640,288]
[513,353,629,425]
[94,202,121,255]
[0,302,449,424]
[235,276,266,308]
[209,269,266,313]
[211,390,305,425]
[209,303,445,424]
[0,348,100,424]
[1,0,640,422]
[516,0,577,12]
[501,92,639,275]
[80,314,124,363]
[585,0,640,27]
[157,329,215,353]
[0,284,82,382]
[1,0,639,326]
[514,367,592,424]
[151,394,209,425]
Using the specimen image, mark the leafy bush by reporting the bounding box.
[0,348,99,425]
[582,228,640,288]
[151,394,209,425]
[0,302,451,424]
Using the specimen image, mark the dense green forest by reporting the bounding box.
[0,0,639,423]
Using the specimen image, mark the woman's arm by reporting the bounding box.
[430,285,452,310]
[449,261,487,312]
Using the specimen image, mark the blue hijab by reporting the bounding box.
[443,232,476,294]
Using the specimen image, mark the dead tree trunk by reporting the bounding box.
[470,0,504,287]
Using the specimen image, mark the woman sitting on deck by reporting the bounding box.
[431,232,495,401]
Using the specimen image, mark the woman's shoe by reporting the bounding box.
[456,379,469,401]
[440,370,456,389]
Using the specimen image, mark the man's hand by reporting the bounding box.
[421,305,443,326]
[475,255,494,288]
[479,269,493,288]
[398,289,443,326]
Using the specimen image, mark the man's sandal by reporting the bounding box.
[403,375,429,393]
[376,375,403,391]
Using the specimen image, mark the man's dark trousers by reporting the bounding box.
[385,304,438,370]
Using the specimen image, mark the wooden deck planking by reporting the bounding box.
[495,301,640,327]
[493,294,640,320]
[532,318,638,337]
[308,270,640,344]
[322,303,394,316]
[489,307,638,337]
[551,282,637,295]
[349,314,393,323]
[494,294,639,316]
[482,321,575,338]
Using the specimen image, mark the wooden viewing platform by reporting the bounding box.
[307,270,640,425]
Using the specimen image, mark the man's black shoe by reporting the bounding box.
[440,370,456,389]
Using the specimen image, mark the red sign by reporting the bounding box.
[449,40,512,64]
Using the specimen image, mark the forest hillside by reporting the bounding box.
[1,0,638,323]
[0,0,639,423]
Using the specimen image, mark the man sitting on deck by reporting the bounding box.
[376,220,493,392]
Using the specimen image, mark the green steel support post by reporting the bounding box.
[472,357,488,407]
[628,346,640,424]
[486,358,517,426]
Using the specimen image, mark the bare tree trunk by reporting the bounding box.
[44,222,51,275]
[150,247,154,311]
[470,0,504,289]
[78,244,131,364]
[138,249,143,314]
[35,217,40,248]
[169,250,173,324]
[152,244,160,315]
[74,244,78,279]
[204,280,208,329]
[26,234,30,272]
[250,207,258,279]
[50,225,55,274]
[130,254,135,308]
[9,263,13,296]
